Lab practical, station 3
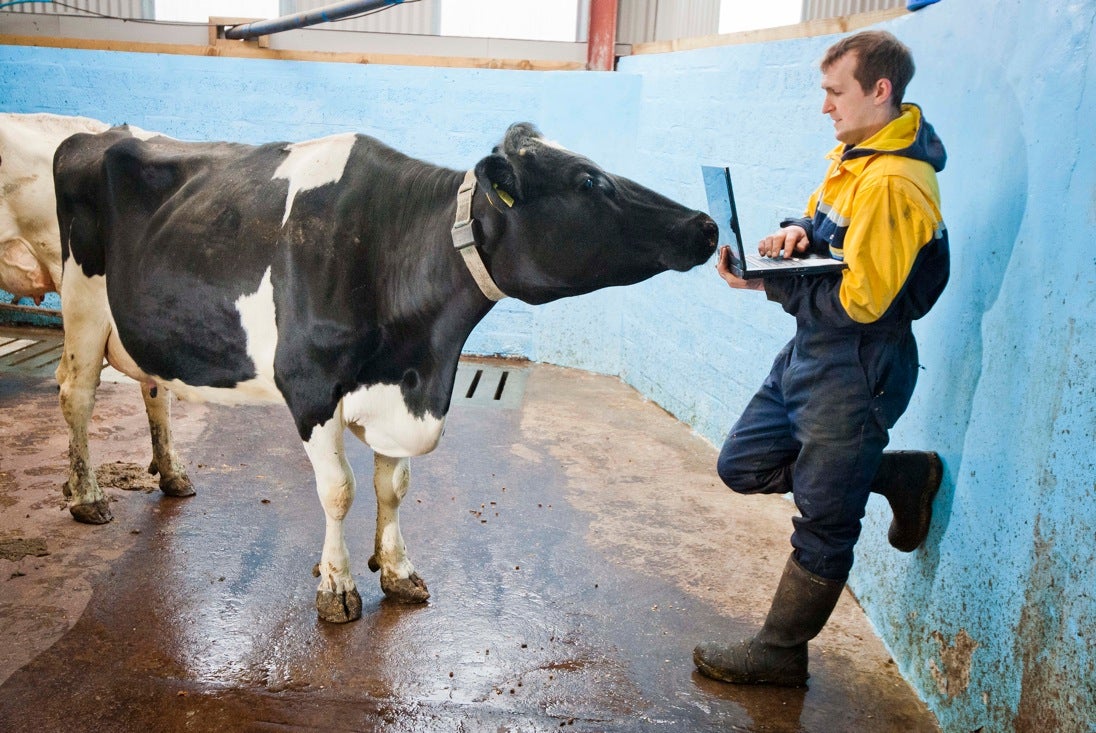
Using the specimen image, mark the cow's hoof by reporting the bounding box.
[159,474,196,498]
[316,588,363,623]
[70,499,113,525]
[381,572,430,604]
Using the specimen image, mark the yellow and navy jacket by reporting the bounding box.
[765,103,949,332]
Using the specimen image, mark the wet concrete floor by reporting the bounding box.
[0,341,939,732]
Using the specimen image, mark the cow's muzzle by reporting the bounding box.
[664,212,718,272]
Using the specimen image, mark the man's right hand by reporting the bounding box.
[758,225,809,259]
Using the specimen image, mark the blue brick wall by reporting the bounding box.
[3,0,1094,727]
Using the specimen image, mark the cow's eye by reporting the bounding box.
[581,177,595,191]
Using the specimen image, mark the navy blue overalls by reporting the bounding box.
[717,104,950,582]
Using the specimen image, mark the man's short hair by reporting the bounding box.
[821,30,915,108]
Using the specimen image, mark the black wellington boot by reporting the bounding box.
[871,450,943,552]
[693,554,844,687]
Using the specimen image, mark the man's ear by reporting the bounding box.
[873,77,894,107]
[474,153,520,208]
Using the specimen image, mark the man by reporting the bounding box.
[694,30,949,687]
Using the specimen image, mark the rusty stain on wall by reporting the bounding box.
[928,628,978,698]
[1011,515,1095,731]
[1014,516,1060,731]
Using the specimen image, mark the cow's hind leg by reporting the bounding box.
[369,454,429,604]
[56,282,111,524]
[303,408,362,623]
[141,383,195,497]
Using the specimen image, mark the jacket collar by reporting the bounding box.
[826,104,946,174]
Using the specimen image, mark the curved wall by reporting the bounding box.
[618,3,1095,730]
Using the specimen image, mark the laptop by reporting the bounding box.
[701,165,847,279]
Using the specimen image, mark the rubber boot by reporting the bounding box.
[871,450,943,552]
[693,554,844,687]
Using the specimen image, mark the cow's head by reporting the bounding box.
[471,123,717,305]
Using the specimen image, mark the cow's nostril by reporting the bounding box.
[702,219,719,246]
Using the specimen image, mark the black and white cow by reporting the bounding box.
[54,122,717,622]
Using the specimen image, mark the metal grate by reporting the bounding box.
[0,329,64,380]
[0,327,128,382]
[452,362,527,410]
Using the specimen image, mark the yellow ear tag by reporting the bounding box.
[493,183,515,208]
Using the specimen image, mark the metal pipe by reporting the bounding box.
[223,0,405,40]
[586,0,617,71]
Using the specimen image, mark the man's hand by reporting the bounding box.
[758,224,809,259]
[715,245,764,291]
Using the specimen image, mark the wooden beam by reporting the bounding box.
[0,34,586,71]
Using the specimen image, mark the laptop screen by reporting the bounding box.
[701,165,744,259]
[701,164,847,280]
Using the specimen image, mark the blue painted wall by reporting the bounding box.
[871,5,1095,730]
[618,3,1096,731]
[2,0,1093,728]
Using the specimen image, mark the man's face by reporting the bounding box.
[821,52,892,146]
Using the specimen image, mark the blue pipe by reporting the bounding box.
[0,0,53,9]
[223,0,405,40]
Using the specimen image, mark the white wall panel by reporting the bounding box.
[1,0,151,16]
[617,0,720,43]
[801,0,903,21]
[279,0,439,34]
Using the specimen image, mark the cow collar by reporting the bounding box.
[451,169,508,301]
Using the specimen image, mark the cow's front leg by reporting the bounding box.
[141,383,195,498]
[303,409,362,623]
[369,454,429,603]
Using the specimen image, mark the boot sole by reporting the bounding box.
[889,452,943,552]
[693,649,808,687]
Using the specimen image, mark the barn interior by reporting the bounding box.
[1,1,1093,731]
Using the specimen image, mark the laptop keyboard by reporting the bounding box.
[747,254,804,268]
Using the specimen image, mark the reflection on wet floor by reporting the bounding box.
[0,363,939,732]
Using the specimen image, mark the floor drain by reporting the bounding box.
[453,362,527,409]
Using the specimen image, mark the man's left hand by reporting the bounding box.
[716,246,765,291]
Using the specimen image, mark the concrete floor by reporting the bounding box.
[0,327,939,732]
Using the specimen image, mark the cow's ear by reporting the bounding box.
[502,122,543,155]
[474,153,521,208]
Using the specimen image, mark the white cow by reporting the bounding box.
[0,113,112,302]
[0,113,194,499]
